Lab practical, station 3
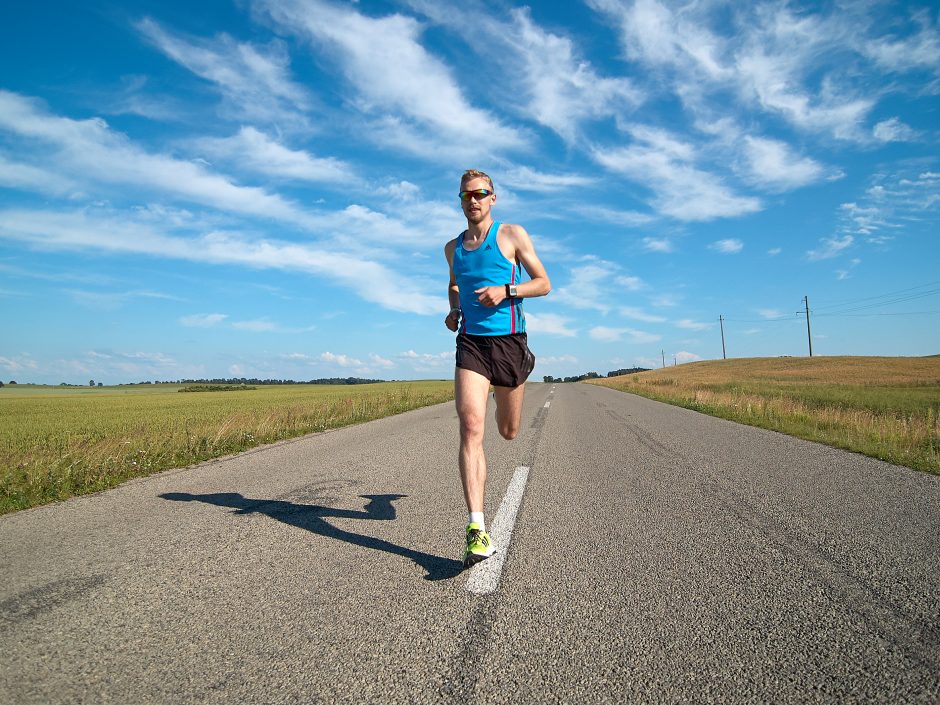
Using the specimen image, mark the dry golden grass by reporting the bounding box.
[589,356,940,475]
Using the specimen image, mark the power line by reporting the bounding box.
[811,279,940,311]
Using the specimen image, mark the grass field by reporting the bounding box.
[589,356,940,475]
[0,382,454,515]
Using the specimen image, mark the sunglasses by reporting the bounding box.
[459,189,494,201]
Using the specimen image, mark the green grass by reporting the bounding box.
[589,356,940,475]
[0,382,453,515]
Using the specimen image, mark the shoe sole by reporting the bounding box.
[463,550,495,569]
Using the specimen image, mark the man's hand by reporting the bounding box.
[474,286,506,308]
[445,308,461,331]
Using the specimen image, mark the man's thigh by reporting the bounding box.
[493,382,525,427]
[455,367,491,422]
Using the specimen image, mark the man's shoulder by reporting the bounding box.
[497,222,530,242]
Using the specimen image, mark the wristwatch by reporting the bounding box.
[505,284,518,298]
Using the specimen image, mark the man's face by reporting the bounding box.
[460,177,495,224]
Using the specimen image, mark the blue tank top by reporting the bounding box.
[453,221,525,336]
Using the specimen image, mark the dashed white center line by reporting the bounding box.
[465,466,530,595]
[544,401,551,408]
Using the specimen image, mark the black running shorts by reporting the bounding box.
[455,332,535,388]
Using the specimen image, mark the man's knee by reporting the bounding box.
[498,419,519,440]
[459,411,485,441]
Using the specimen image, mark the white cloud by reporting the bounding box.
[676,319,712,331]
[768,247,782,256]
[616,275,646,291]
[180,313,228,327]
[539,355,578,365]
[0,91,316,227]
[552,261,620,314]
[743,136,825,190]
[574,205,654,227]
[321,351,362,367]
[503,7,642,142]
[196,127,358,183]
[0,354,39,374]
[651,293,681,307]
[709,238,744,254]
[257,0,524,156]
[588,0,905,142]
[807,234,854,260]
[593,126,761,221]
[500,166,597,192]
[0,207,446,315]
[872,118,918,143]
[758,309,785,319]
[641,237,674,253]
[400,350,450,367]
[619,306,666,323]
[136,17,311,125]
[675,351,702,364]
[589,326,661,343]
[232,319,278,332]
[0,155,77,196]
[368,354,395,369]
[524,313,577,337]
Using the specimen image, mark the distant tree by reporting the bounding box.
[0,381,4,388]
[9,380,16,385]
[89,379,95,387]
[543,375,555,383]
[97,382,103,387]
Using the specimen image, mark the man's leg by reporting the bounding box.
[493,383,526,440]
[455,367,491,513]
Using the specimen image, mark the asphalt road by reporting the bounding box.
[2,382,938,704]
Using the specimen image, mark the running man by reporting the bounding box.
[444,169,551,568]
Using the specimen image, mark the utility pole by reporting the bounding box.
[661,350,665,368]
[804,295,813,357]
[719,315,727,360]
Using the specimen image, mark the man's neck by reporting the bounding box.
[465,217,494,242]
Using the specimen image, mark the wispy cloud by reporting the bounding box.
[525,313,577,337]
[500,165,597,193]
[619,306,666,323]
[709,238,744,254]
[593,125,761,221]
[501,7,642,143]
[573,205,654,227]
[872,118,919,143]
[589,326,661,343]
[195,127,358,184]
[256,0,524,158]
[807,235,854,261]
[0,91,316,226]
[587,0,933,143]
[641,237,674,253]
[0,207,446,315]
[180,313,228,327]
[136,17,312,126]
[675,319,712,331]
[742,136,825,190]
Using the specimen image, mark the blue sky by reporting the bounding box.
[1,0,938,384]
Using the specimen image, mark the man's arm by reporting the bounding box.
[444,239,461,331]
[474,224,551,307]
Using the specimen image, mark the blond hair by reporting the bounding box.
[460,169,494,192]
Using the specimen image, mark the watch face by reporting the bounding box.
[509,285,517,297]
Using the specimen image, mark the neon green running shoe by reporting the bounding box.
[464,522,495,568]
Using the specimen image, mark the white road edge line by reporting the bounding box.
[465,466,530,596]
[544,401,551,408]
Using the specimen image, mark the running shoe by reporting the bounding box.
[464,522,495,568]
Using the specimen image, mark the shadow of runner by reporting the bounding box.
[159,492,463,582]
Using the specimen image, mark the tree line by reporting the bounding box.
[543,367,649,384]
